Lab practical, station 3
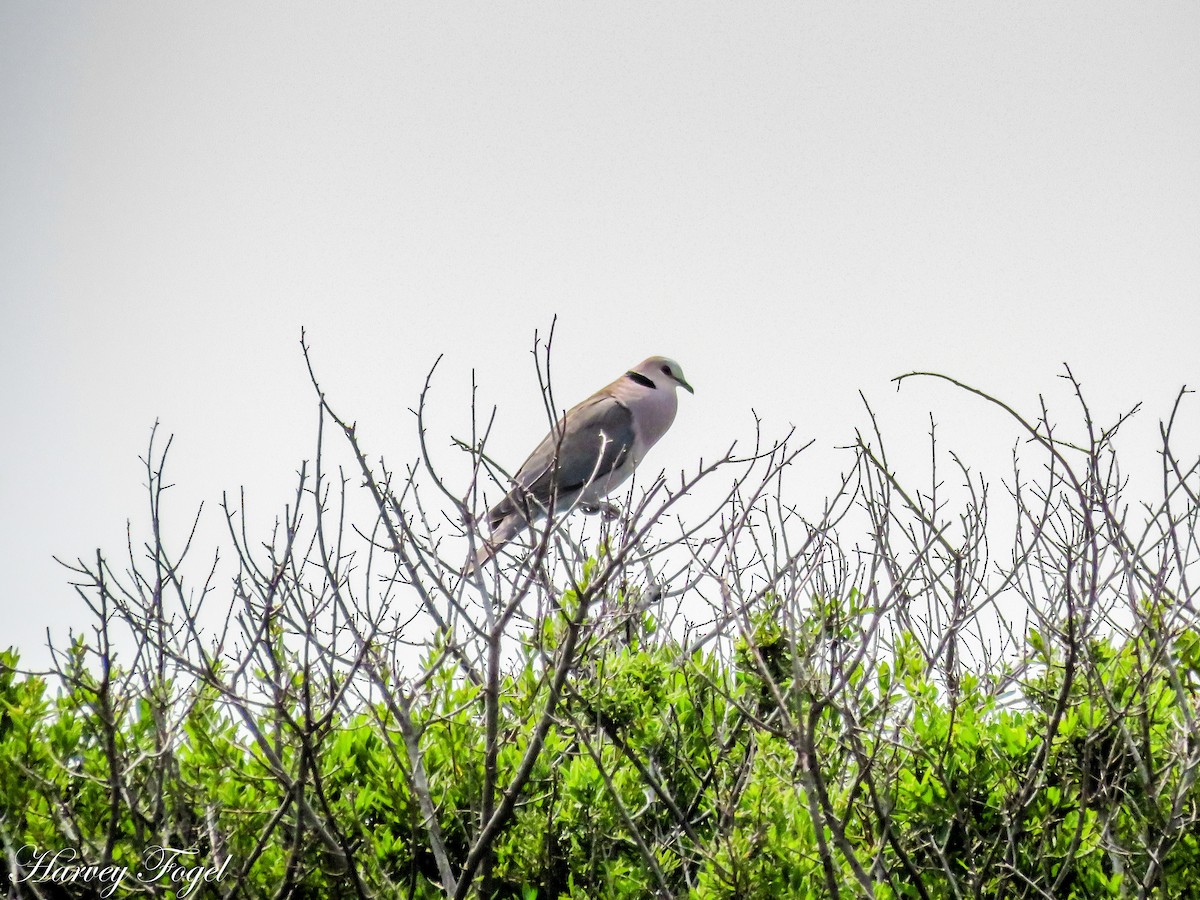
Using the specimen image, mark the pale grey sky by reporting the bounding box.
[2,4,1198,664]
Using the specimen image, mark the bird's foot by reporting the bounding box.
[581,501,621,521]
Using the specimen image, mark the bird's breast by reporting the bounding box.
[629,390,678,452]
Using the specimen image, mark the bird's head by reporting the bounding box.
[628,356,694,394]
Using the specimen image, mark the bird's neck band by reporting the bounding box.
[624,371,657,389]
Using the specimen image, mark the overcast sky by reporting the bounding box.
[2,4,1198,667]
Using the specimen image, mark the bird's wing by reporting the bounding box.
[489,394,635,529]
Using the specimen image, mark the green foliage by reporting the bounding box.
[4,599,1200,898]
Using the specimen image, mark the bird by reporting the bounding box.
[467,356,693,573]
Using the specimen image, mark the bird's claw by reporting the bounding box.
[581,501,621,521]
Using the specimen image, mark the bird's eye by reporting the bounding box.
[661,365,671,375]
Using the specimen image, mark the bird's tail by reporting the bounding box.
[462,514,525,577]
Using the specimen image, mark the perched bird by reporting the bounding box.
[468,356,693,573]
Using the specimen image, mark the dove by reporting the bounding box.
[468,356,693,572]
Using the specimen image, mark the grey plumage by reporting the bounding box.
[467,355,693,573]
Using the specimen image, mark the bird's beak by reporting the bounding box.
[677,376,694,395]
